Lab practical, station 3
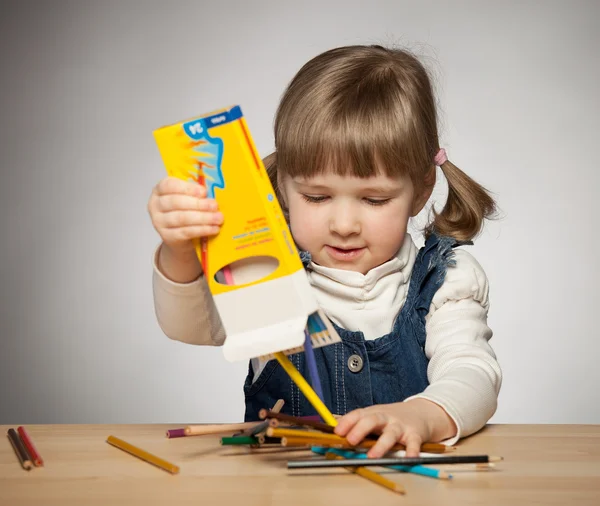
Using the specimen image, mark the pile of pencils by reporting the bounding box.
[172,407,501,495]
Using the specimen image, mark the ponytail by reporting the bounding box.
[425,159,497,242]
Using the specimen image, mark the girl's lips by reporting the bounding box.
[325,245,366,261]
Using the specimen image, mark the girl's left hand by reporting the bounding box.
[333,399,456,458]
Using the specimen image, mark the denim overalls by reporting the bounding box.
[243,233,465,421]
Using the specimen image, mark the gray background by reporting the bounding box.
[1,0,598,425]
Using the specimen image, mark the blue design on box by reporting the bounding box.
[183,118,225,199]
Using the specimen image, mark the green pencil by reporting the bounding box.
[221,436,260,445]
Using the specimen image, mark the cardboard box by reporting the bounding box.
[153,105,340,362]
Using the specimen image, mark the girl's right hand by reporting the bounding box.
[148,177,224,257]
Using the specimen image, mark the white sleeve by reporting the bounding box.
[404,248,502,446]
[151,244,226,346]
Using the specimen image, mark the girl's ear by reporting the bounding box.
[410,166,436,217]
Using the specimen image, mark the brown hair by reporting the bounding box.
[265,44,496,242]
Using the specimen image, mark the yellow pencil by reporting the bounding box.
[326,451,405,495]
[106,435,179,474]
[274,352,337,426]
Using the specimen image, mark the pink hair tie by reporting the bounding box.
[434,148,447,166]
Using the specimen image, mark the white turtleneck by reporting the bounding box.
[151,234,502,445]
[304,233,417,339]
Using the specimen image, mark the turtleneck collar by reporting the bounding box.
[303,234,418,338]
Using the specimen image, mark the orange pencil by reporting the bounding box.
[17,426,43,467]
[269,427,449,453]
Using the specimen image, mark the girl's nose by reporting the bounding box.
[329,204,361,236]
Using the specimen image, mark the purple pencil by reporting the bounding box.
[303,328,325,402]
[166,428,186,438]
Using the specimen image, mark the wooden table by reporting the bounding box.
[1,424,599,505]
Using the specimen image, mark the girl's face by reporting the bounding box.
[280,170,425,274]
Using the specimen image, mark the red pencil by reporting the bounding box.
[17,426,43,467]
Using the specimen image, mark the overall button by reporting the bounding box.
[347,354,363,373]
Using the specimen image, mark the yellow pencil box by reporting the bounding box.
[153,105,340,362]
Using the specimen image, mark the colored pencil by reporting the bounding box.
[222,265,235,285]
[274,351,337,426]
[256,435,288,445]
[220,435,288,446]
[431,462,496,471]
[249,399,285,437]
[281,436,329,448]
[106,435,179,474]
[312,447,452,480]
[264,410,342,429]
[16,426,43,467]
[7,428,32,471]
[262,410,452,452]
[303,328,324,402]
[284,435,394,451]
[325,451,405,494]
[269,427,448,454]
[259,410,330,429]
[221,436,259,446]
[184,421,259,436]
[165,428,186,439]
[288,454,503,469]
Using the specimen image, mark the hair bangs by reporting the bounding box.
[276,93,427,182]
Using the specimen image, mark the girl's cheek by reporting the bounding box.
[289,207,319,250]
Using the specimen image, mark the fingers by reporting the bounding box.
[159,210,224,229]
[366,424,403,458]
[162,225,221,242]
[403,433,422,458]
[154,177,206,198]
[334,406,425,459]
[148,177,224,245]
[336,410,388,446]
[333,408,365,437]
[155,194,218,214]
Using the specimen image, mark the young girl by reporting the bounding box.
[148,44,502,458]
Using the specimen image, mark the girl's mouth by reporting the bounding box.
[325,245,366,261]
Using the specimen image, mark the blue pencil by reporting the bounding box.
[311,446,453,480]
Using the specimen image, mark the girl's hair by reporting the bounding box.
[264,44,496,242]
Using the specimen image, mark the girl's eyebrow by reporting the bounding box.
[292,179,403,195]
[360,184,403,193]
[291,180,331,190]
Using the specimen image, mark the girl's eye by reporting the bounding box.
[365,198,391,206]
[301,194,329,203]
